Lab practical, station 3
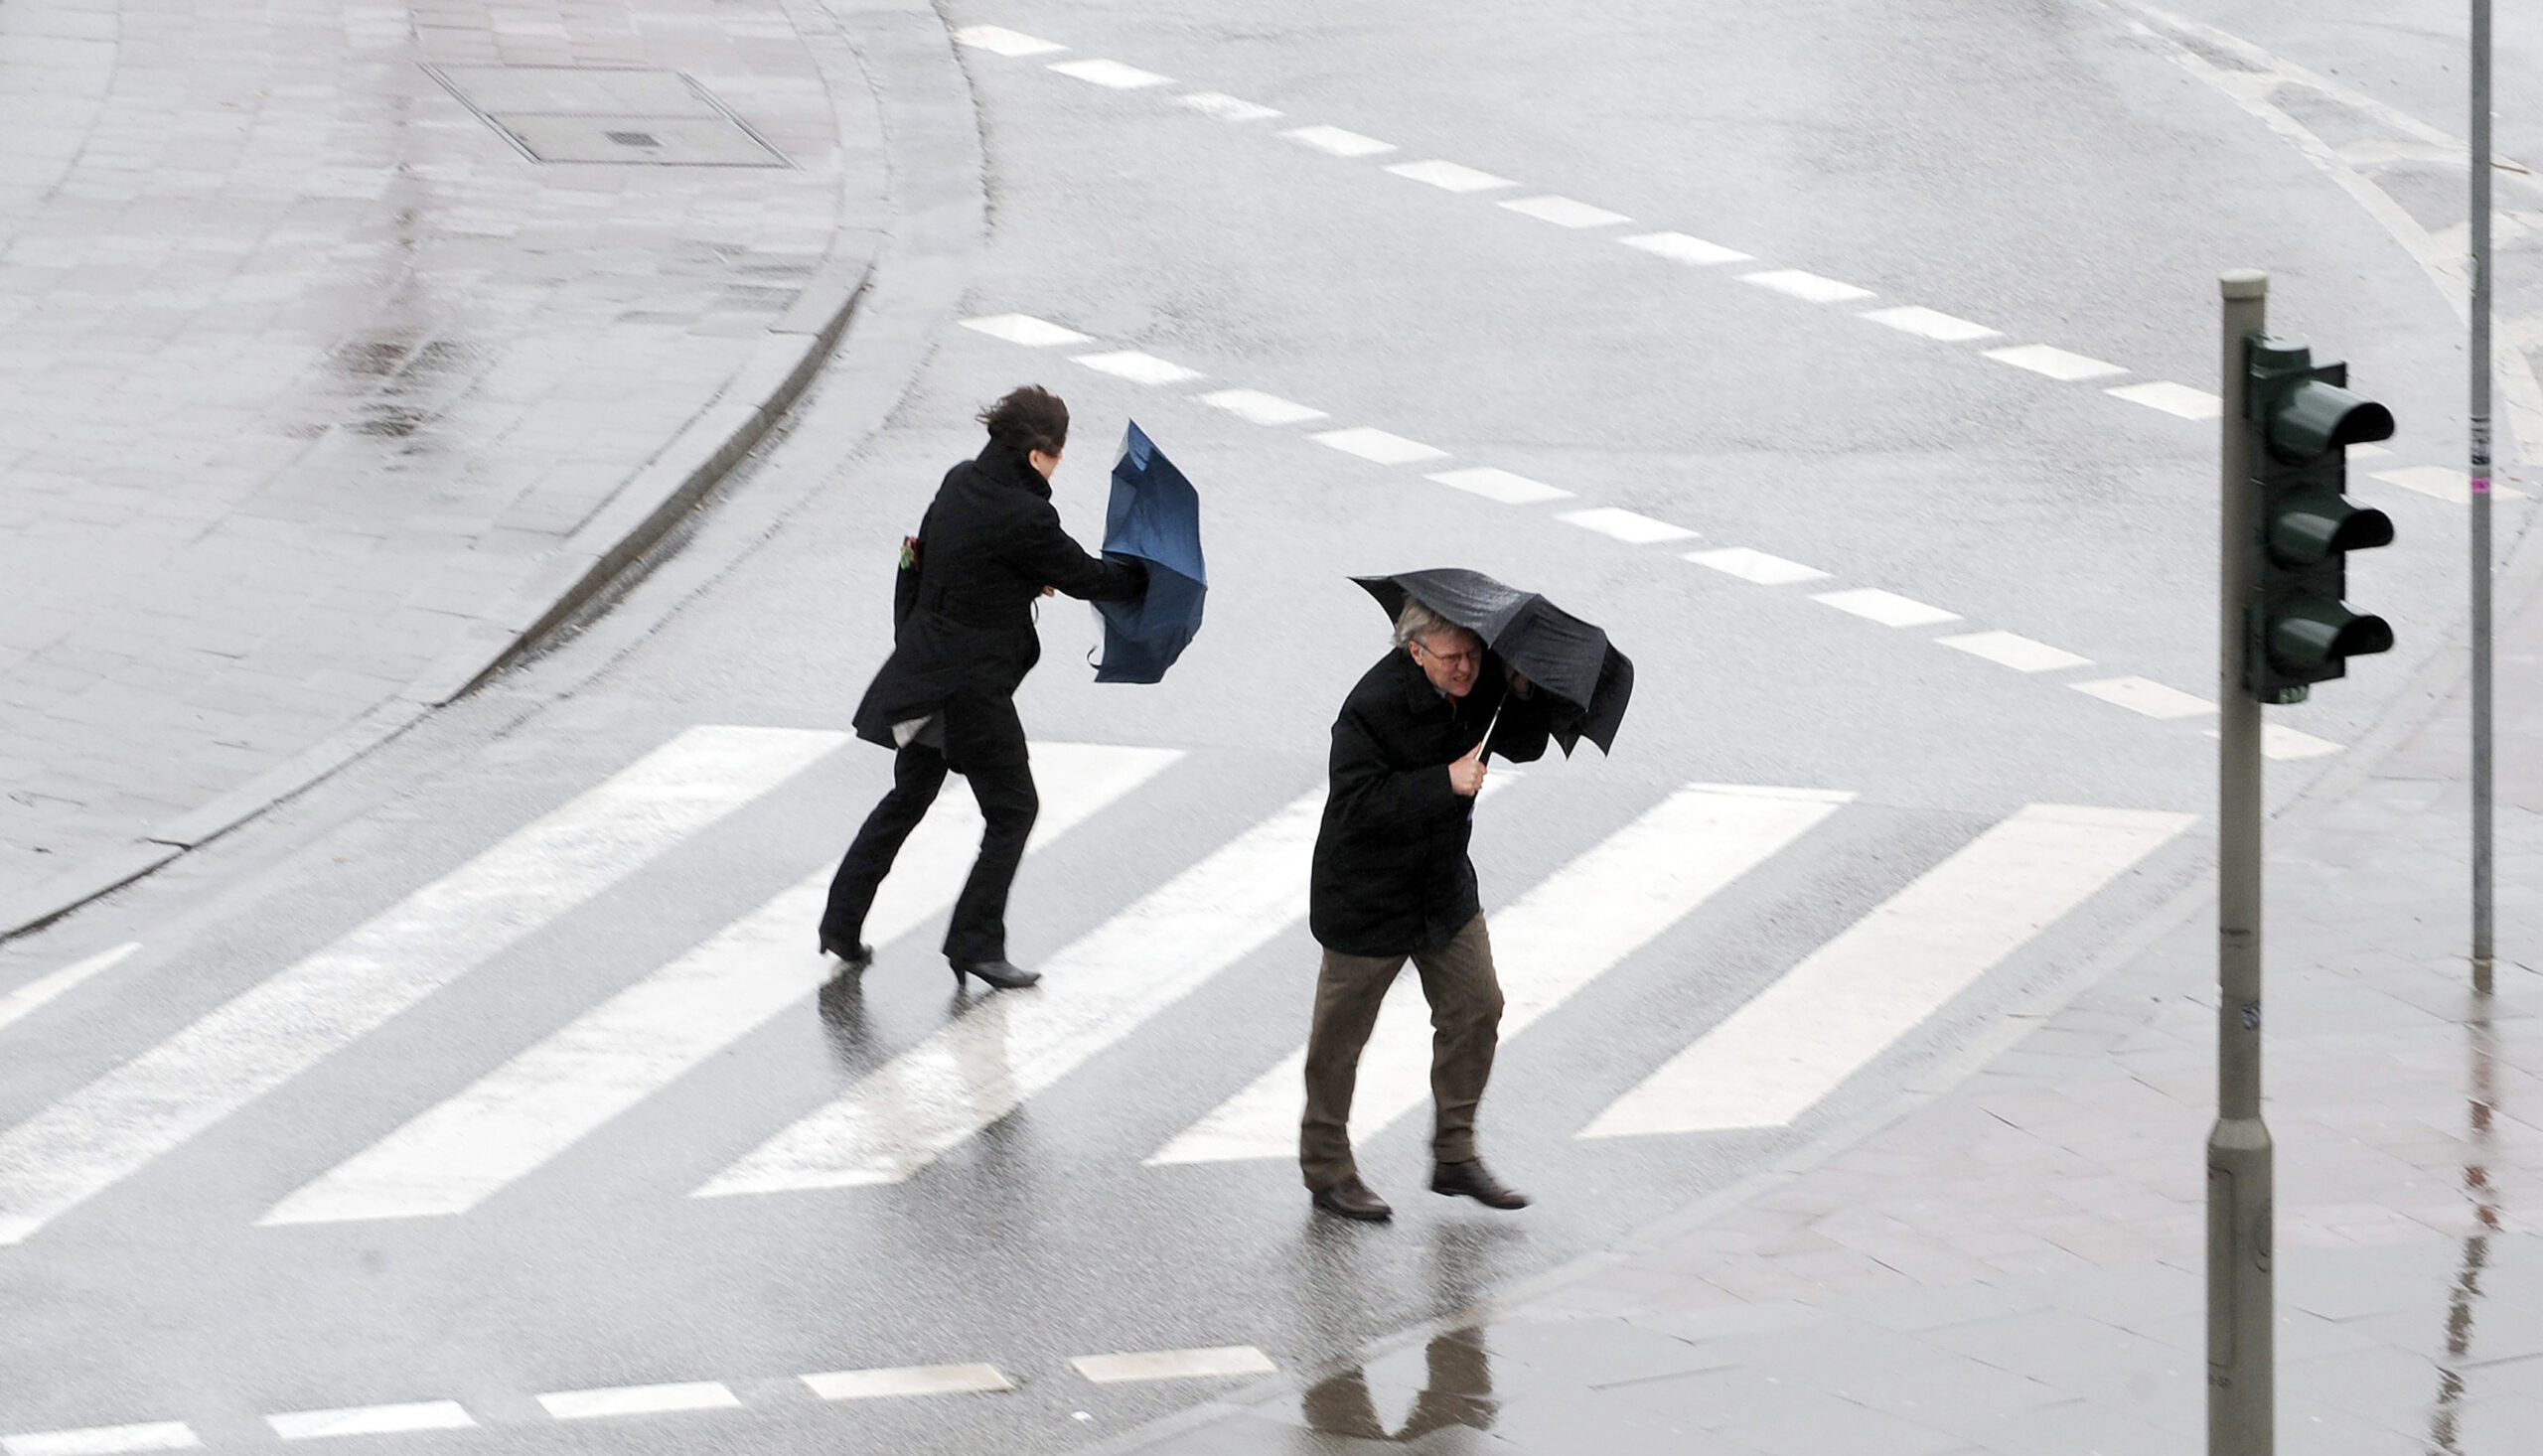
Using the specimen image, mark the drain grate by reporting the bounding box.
[426,65,789,167]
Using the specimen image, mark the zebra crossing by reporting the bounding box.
[259,743,1181,1226]
[0,725,846,1248]
[1149,783,1855,1165]
[0,725,2195,1248]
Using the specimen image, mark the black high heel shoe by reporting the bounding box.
[820,935,873,974]
[952,958,1040,990]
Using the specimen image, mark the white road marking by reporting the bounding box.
[1500,195,1631,228]
[2349,442,2394,459]
[1071,350,1204,385]
[950,25,1065,57]
[1859,305,1998,342]
[1937,630,2091,672]
[0,727,842,1248]
[1810,588,1960,628]
[1581,803,2194,1135]
[537,1383,738,1420]
[266,1403,473,1441]
[1281,125,1394,157]
[1047,58,1170,89]
[2106,380,2223,419]
[960,314,1091,348]
[1070,1348,1277,1383]
[1683,546,1828,585]
[2071,676,2216,719]
[802,1365,1014,1400]
[2205,724,2346,761]
[1195,388,1326,425]
[0,943,139,1036]
[2370,465,2530,502]
[1556,507,1696,544]
[1384,159,1515,193]
[259,746,1176,1227]
[2262,725,2343,761]
[1426,467,1571,505]
[1177,92,1281,122]
[1619,231,1751,265]
[1984,344,2128,381]
[1739,269,1874,303]
[1150,785,1852,1166]
[696,792,1327,1194]
[1309,427,1448,465]
[1,1426,199,1456]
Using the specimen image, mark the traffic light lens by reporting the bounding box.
[2268,380,2396,461]
[2269,501,2394,564]
[2268,604,2393,671]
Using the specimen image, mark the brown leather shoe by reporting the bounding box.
[1311,1174,1394,1222]
[1431,1158,1530,1210]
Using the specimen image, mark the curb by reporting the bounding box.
[0,28,898,945]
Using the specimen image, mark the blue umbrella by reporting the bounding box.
[1092,420,1207,683]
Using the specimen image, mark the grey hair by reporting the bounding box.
[1391,596,1459,650]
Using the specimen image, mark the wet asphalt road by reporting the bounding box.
[1,2,2529,1452]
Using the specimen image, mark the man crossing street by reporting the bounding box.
[1300,594,1554,1221]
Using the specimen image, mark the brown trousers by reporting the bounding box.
[1299,913,1504,1191]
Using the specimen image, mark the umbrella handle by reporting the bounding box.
[1474,700,1505,761]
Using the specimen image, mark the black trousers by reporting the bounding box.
[822,694,1039,964]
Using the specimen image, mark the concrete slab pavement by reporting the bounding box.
[1109,534,2543,1452]
[0,0,932,934]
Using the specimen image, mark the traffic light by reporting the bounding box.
[2242,336,2396,703]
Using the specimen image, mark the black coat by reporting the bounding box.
[851,443,1146,758]
[1308,648,1553,957]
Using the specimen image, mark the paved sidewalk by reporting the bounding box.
[1119,582,2543,1450]
[0,0,895,929]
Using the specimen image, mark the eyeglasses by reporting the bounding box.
[1414,638,1481,669]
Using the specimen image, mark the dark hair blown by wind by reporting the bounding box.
[977,384,1070,456]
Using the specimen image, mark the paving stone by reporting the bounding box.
[1940,1396,2182,1456]
[1591,1364,1793,1434]
[1469,1316,1725,1388]
[1486,1382,1735,1454]
[1809,1355,2067,1431]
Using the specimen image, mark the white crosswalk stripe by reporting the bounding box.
[694,790,1328,1196]
[258,744,1179,1226]
[1580,803,2194,1136]
[0,943,139,1036]
[0,726,843,1247]
[1148,784,1852,1166]
[0,716,2203,1240]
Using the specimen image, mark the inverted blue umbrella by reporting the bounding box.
[1092,420,1207,683]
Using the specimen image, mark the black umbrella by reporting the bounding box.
[1353,568,1634,755]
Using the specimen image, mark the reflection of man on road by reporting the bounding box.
[823,385,1146,991]
[1302,596,1553,1222]
[1301,1330,1494,1440]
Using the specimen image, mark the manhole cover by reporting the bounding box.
[492,114,787,166]
[425,65,789,167]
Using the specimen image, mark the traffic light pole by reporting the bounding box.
[2213,269,2274,1456]
[2469,0,2496,996]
